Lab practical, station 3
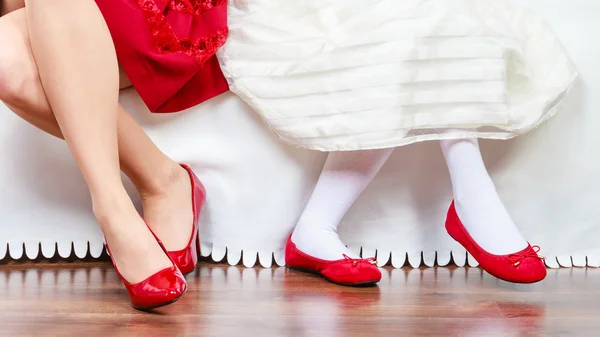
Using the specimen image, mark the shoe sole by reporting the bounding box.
[181,267,196,276]
[132,288,188,312]
[288,266,380,287]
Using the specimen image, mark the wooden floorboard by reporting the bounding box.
[0,262,598,336]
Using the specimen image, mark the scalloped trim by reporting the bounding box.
[1,241,598,269]
[0,241,105,261]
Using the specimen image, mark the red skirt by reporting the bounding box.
[95,0,229,113]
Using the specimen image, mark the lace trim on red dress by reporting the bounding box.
[138,0,228,66]
[164,0,227,15]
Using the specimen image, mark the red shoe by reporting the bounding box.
[167,164,206,275]
[445,201,546,284]
[106,224,187,311]
[285,235,382,286]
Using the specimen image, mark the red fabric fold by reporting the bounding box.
[95,0,229,113]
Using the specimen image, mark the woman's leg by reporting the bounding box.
[23,0,172,282]
[0,0,24,15]
[292,149,394,260]
[0,8,193,253]
[440,137,528,254]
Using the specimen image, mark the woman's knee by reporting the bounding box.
[0,11,41,107]
[0,50,35,106]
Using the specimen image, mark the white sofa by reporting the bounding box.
[1,0,598,268]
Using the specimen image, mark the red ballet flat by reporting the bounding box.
[106,224,187,311]
[445,201,546,284]
[285,235,382,286]
[167,164,206,275]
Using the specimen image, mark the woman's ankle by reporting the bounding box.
[131,161,187,200]
[92,188,136,223]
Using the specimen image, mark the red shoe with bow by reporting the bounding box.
[285,235,382,286]
[445,201,546,283]
[167,164,206,275]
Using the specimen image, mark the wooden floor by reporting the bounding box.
[0,262,598,337]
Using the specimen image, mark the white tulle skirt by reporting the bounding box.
[218,0,578,151]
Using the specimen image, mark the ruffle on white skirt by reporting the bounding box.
[219,0,578,151]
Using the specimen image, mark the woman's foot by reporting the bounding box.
[95,197,174,284]
[139,164,195,252]
[95,193,187,309]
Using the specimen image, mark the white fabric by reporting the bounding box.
[218,0,578,151]
[440,137,528,255]
[292,149,394,260]
[0,0,598,269]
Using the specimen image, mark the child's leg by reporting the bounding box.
[440,137,528,254]
[292,149,394,261]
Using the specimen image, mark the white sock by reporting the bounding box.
[440,137,528,255]
[292,149,394,261]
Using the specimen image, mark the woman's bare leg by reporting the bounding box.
[23,0,172,282]
[0,0,24,15]
[0,8,194,254]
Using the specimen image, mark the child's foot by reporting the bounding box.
[453,191,528,255]
[440,137,528,255]
[286,233,381,286]
[291,221,362,261]
[446,201,545,283]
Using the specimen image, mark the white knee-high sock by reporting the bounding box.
[440,137,528,255]
[292,149,394,260]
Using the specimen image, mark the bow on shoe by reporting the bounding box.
[343,254,378,266]
[508,245,544,267]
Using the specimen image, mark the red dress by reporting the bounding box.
[95,0,229,113]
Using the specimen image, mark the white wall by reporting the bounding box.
[0,0,598,268]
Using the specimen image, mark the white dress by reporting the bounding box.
[218,0,578,151]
